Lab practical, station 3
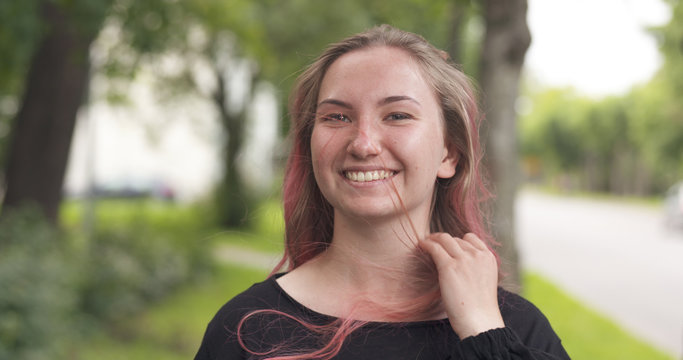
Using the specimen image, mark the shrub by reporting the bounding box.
[0,208,79,360]
[71,200,215,323]
[0,200,216,359]
[79,225,194,321]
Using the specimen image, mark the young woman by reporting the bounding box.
[195,25,570,359]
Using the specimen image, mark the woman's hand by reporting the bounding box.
[419,232,505,339]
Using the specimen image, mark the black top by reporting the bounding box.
[195,274,570,359]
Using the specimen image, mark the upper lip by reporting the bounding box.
[340,166,399,173]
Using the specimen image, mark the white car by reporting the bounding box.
[664,182,683,229]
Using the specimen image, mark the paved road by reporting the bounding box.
[517,190,683,358]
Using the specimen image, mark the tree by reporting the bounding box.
[2,1,110,223]
[478,0,531,288]
[101,0,270,227]
[651,0,683,182]
[0,0,44,170]
[655,0,683,94]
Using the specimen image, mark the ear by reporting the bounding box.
[437,146,458,179]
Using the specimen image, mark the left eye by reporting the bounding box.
[386,113,411,121]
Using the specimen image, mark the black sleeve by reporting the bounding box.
[194,280,280,360]
[194,276,315,360]
[449,289,571,359]
[194,300,247,360]
[451,327,570,359]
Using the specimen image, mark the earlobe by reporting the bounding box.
[437,148,458,179]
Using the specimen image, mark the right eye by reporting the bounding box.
[321,113,351,123]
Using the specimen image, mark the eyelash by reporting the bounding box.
[321,113,351,123]
[386,112,411,121]
[319,112,413,123]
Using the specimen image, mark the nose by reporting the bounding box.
[346,123,381,159]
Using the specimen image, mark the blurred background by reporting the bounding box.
[0,0,682,359]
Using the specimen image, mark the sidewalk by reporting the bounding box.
[517,190,683,358]
[214,243,282,271]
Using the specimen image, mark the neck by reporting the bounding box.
[316,211,430,293]
[279,210,444,322]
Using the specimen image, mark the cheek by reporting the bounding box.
[310,128,338,176]
[396,132,445,170]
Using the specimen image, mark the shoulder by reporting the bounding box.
[497,287,545,321]
[194,275,288,359]
[220,276,285,316]
[206,275,294,332]
[497,288,567,354]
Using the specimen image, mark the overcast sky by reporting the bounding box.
[526,0,671,97]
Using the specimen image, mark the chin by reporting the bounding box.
[336,203,408,222]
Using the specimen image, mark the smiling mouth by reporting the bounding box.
[343,170,396,182]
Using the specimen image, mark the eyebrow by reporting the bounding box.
[380,95,420,106]
[317,98,352,109]
[317,95,420,108]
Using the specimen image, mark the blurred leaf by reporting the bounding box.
[0,208,79,359]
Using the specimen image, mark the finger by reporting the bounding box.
[428,233,464,258]
[461,233,499,270]
[418,236,456,270]
[462,233,487,251]
[430,233,482,257]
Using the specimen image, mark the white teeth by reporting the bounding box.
[344,170,394,182]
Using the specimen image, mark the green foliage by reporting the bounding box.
[79,226,193,320]
[0,0,43,97]
[109,0,185,54]
[520,89,591,174]
[210,198,285,253]
[0,0,43,170]
[76,264,267,359]
[97,0,477,113]
[653,0,683,95]
[524,272,675,360]
[520,82,682,195]
[62,199,215,322]
[0,208,79,360]
[249,198,285,241]
[624,80,683,187]
[247,0,472,97]
[0,200,216,359]
[58,0,113,36]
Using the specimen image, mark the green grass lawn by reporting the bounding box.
[208,199,285,254]
[524,272,675,360]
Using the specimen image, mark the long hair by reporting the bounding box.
[278,24,493,272]
[243,25,495,359]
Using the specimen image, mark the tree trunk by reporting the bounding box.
[478,0,531,290]
[447,1,468,64]
[1,2,98,223]
[213,65,251,228]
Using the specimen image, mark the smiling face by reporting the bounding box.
[311,46,457,225]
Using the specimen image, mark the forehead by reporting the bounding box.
[318,46,436,105]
